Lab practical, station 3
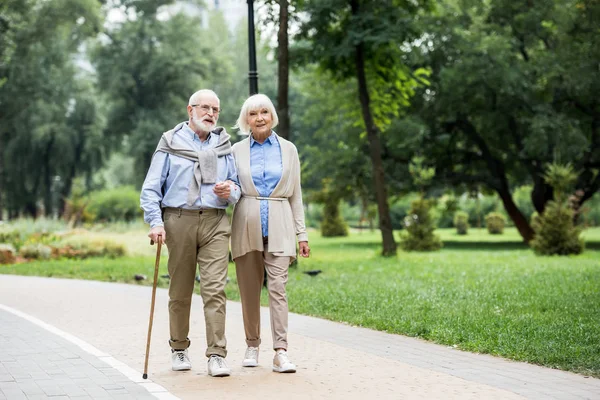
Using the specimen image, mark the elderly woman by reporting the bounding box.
[230,94,310,373]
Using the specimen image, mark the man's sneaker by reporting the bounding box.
[242,346,259,367]
[272,350,296,373]
[207,355,231,377]
[171,349,191,371]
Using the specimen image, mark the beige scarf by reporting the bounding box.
[154,122,232,206]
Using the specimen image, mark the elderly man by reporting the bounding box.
[140,89,240,377]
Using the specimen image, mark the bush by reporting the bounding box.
[435,195,459,228]
[87,186,143,222]
[56,239,126,259]
[401,199,442,252]
[0,229,21,248]
[0,244,17,264]
[390,193,419,229]
[320,198,348,237]
[459,192,502,228]
[453,211,469,235]
[485,212,506,234]
[530,201,584,255]
[19,244,52,260]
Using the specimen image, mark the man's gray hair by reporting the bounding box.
[234,94,279,135]
[188,89,219,106]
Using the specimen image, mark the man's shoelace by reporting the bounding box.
[176,352,187,363]
[277,352,290,364]
[211,356,225,368]
[245,348,258,359]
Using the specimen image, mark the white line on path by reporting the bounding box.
[0,303,181,400]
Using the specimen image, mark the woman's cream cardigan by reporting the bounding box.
[230,133,308,261]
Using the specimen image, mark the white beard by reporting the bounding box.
[192,117,215,132]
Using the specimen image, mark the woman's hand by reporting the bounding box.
[299,241,310,257]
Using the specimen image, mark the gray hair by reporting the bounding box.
[188,89,219,106]
[234,94,279,135]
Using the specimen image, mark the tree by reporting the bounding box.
[0,0,102,218]
[295,0,432,256]
[92,1,222,183]
[403,0,600,242]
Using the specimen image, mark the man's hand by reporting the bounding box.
[148,226,166,245]
[299,241,310,258]
[213,181,231,199]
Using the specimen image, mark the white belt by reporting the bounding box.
[243,195,287,201]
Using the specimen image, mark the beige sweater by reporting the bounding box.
[230,134,308,260]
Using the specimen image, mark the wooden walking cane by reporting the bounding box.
[143,235,162,379]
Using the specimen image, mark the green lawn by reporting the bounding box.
[1,227,599,377]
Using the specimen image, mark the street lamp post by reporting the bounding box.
[247,0,259,95]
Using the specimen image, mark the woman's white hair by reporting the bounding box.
[234,94,279,135]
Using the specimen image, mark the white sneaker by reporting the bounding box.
[207,355,231,377]
[273,350,296,373]
[242,346,259,367]
[171,349,191,371]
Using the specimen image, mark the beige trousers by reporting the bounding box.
[235,241,291,350]
[163,207,230,358]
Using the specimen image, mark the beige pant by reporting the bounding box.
[164,207,230,358]
[235,241,291,350]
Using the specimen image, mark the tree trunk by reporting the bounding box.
[42,133,56,216]
[351,0,397,256]
[276,0,290,140]
[497,186,535,242]
[531,176,553,213]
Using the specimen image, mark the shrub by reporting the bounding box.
[485,212,506,234]
[56,239,126,259]
[390,193,420,229]
[87,186,143,223]
[0,244,17,264]
[320,198,348,237]
[401,199,442,252]
[453,211,469,235]
[531,201,584,255]
[435,195,459,228]
[0,229,21,248]
[19,244,52,260]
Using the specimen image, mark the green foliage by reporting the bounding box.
[513,185,536,223]
[459,193,504,228]
[408,156,435,195]
[530,163,585,255]
[0,218,67,249]
[453,211,469,235]
[92,4,222,183]
[401,199,442,252]
[531,201,584,256]
[320,204,349,237]
[86,186,142,223]
[543,163,578,202]
[313,180,348,237]
[485,212,506,235]
[433,194,459,229]
[0,0,104,217]
[19,243,52,260]
[405,0,600,241]
[390,193,420,230]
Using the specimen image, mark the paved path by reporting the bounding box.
[0,275,598,400]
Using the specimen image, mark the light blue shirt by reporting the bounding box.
[250,132,283,237]
[140,123,241,228]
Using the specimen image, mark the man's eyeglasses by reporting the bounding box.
[191,104,221,115]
